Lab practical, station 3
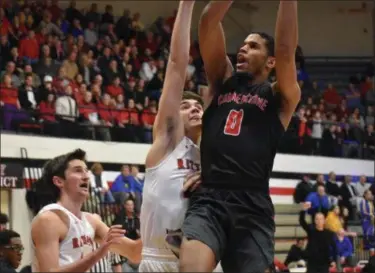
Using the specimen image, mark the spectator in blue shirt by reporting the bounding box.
[131,165,144,214]
[335,229,354,270]
[345,83,362,111]
[70,19,84,38]
[111,165,136,204]
[305,184,331,218]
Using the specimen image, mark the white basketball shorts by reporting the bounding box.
[138,247,179,272]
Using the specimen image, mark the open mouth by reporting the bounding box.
[237,54,246,64]
[80,182,89,189]
[190,117,201,122]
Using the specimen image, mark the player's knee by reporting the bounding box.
[179,238,216,272]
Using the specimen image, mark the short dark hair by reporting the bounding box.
[37,149,87,202]
[252,32,275,57]
[0,213,8,225]
[25,73,33,79]
[0,230,20,246]
[182,91,204,107]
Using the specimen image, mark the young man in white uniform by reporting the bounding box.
[139,1,203,272]
[31,149,142,272]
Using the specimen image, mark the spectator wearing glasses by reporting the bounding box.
[0,229,24,273]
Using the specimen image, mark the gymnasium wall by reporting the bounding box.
[2,133,374,205]
[58,0,373,56]
[0,190,10,223]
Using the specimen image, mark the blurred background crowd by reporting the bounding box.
[0,0,374,273]
[0,0,373,158]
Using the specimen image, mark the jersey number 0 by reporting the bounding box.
[224,109,244,136]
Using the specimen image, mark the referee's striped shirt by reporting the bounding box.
[89,243,123,273]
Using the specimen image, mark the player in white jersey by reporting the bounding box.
[139,1,202,272]
[31,149,142,272]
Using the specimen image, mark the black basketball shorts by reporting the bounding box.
[181,187,275,273]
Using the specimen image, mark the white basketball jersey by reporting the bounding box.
[32,203,95,271]
[140,137,200,249]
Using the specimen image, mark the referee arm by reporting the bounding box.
[273,0,301,130]
[199,1,233,107]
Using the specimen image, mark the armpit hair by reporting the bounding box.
[166,116,176,135]
[165,116,179,148]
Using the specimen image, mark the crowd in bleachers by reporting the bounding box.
[282,172,375,272]
[0,0,374,159]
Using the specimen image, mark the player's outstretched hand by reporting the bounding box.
[99,225,126,253]
[182,171,201,198]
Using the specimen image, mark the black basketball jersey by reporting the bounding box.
[201,73,285,191]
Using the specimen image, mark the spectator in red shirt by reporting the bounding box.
[79,92,98,123]
[18,30,39,64]
[336,100,349,121]
[74,83,88,105]
[361,76,373,97]
[98,93,116,129]
[13,13,29,36]
[39,93,56,122]
[139,31,157,55]
[46,0,63,23]
[70,73,84,94]
[141,102,157,143]
[115,94,125,109]
[0,74,29,130]
[106,76,124,98]
[130,46,141,72]
[166,10,177,31]
[52,66,70,95]
[323,83,342,109]
[78,91,111,141]
[35,27,48,46]
[115,98,140,142]
[128,98,141,140]
[297,107,312,154]
[116,103,130,126]
[0,8,12,36]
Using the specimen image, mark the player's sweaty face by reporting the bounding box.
[180,99,203,130]
[236,34,269,74]
[64,160,90,198]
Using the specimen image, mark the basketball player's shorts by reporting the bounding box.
[139,247,179,272]
[181,187,276,273]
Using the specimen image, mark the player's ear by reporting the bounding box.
[266,56,276,70]
[52,176,64,189]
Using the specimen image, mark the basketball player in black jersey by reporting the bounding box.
[179,1,300,272]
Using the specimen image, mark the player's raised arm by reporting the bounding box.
[199,1,233,104]
[153,1,195,142]
[274,0,301,129]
